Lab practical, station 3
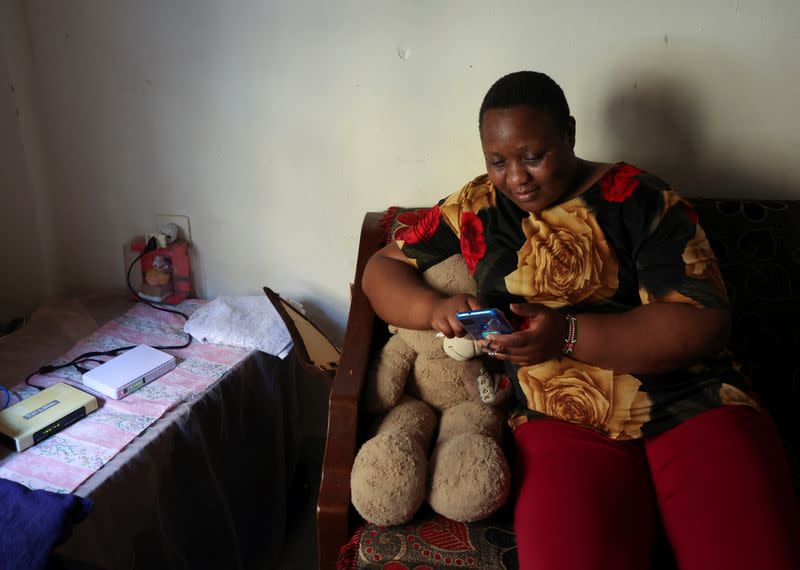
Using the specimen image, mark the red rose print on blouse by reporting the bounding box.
[600,163,643,203]
[396,205,441,245]
[460,212,486,274]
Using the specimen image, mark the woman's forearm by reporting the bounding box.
[570,303,731,374]
[362,245,443,329]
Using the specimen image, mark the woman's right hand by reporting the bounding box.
[429,294,482,338]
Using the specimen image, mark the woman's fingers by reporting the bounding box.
[482,330,550,363]
[448,315,468,337]
[482,332,519,351]
[431,294,480,337]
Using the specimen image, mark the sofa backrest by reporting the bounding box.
[692,201,799,401]
[692,199,800,484]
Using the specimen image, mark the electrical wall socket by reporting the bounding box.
[156,214,192,244]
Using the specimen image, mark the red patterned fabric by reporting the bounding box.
[379,207,402,245]
[379,206,434,245]
[337,511,518,569]
[337,525,364,570]
[397,206,442,246]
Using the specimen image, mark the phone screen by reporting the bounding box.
[455,308,514,340]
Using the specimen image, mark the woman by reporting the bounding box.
[362,71,800,569]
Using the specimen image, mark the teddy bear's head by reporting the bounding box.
[422,254,482,360]
[387,254,480,360]
[365,254,485,413]
[421,254,477,297]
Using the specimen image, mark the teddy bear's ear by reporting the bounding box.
[262,287,341,378]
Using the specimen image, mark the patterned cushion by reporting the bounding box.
[338,510,518,570]
[379,206,434,245]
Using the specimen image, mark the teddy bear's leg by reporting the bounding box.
[427,401,511,522]
[351,396,437,526]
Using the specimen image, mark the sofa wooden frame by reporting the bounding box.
[316,212,386,570]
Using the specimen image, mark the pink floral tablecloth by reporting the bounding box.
[0,300,250,493]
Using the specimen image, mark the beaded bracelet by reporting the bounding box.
[561,314,578,356]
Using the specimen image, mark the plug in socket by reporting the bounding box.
[155,214,191,244]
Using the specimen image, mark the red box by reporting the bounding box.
[129,238,191,304]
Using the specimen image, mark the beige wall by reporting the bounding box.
[19,0,800,342]
[0,0,54,324]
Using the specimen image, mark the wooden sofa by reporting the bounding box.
[317,200,800,569]
[317,212,385,570]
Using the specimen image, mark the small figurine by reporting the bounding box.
[140,255,173,301]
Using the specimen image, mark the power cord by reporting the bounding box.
[24,237,193,392]
[1,385,11,410]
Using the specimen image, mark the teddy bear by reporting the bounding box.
[350,254,512,527]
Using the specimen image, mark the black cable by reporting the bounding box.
[25,237,193,391]
[25,347,137,392]
[74,358,108,374]
[24,370,42,390]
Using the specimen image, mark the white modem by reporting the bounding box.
[82,344,176,400]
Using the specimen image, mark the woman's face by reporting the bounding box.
[480,105,577,213]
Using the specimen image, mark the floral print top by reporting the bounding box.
[395,163,757,439]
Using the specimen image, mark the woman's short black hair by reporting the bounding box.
[479,71,571,131]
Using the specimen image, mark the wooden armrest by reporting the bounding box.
[317,212,385,570]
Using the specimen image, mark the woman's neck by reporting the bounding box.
[562,158,617,202]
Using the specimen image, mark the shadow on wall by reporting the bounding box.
[602,65,792,200]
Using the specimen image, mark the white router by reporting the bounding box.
[82,344,176,400]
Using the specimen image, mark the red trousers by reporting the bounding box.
[513,405,800,569]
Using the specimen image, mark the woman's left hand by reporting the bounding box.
[479,303,567,365]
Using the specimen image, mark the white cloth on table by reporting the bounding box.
[183,296,293,359]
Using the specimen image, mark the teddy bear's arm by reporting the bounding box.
[363,334,416,413]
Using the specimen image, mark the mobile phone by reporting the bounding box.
[455,308,515,340]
